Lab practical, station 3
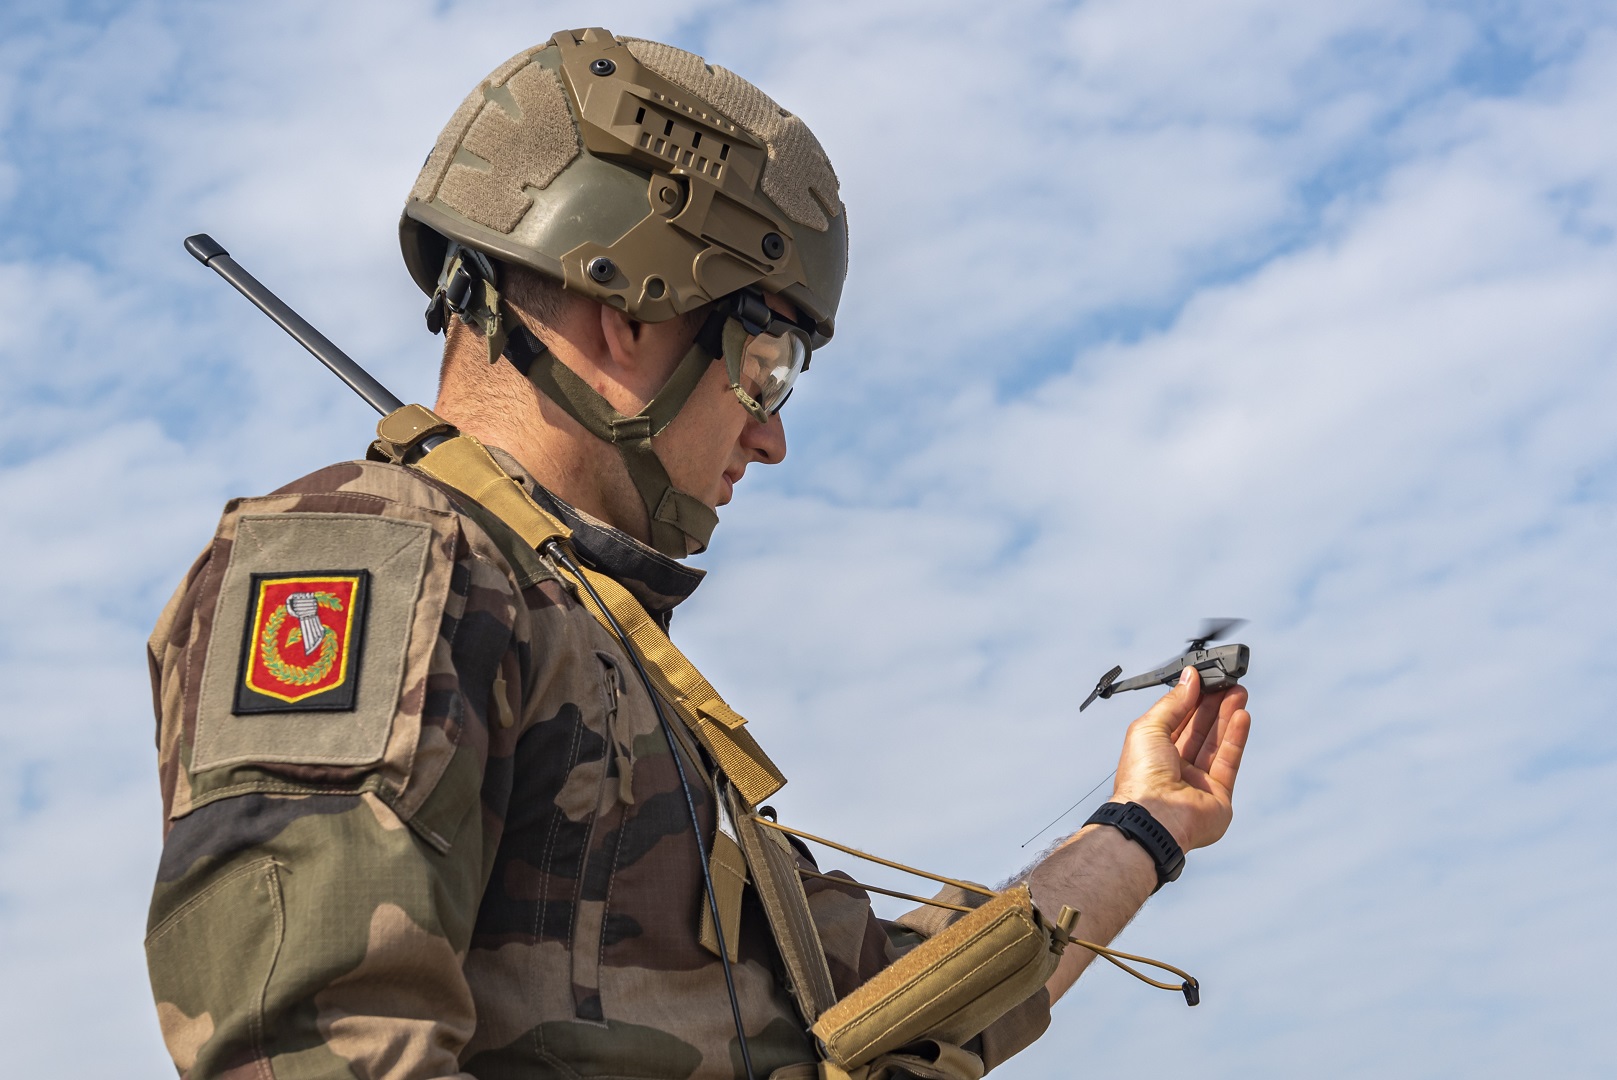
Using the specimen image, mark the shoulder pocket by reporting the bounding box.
[182,511,451,820]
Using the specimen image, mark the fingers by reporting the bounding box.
[1205,706,1251,795]
[1175,693,1220,762]
[1116,670,1249,807]
[1114,674,1251,852]
[1191,685,1247,773]
[1177,681,1245,760]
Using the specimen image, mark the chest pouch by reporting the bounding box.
[810,885,1061,1076]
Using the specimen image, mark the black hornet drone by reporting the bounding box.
[1080,619,1251,712]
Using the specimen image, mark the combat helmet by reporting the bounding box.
[401,27,848,557]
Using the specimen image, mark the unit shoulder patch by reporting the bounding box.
[235,571,370,713]
[190,512,438,777]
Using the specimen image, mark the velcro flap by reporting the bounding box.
[696,699,748,730]
[376,403,455,448]
[697,828,748,963]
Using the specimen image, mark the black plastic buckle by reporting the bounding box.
[424,290,447,335]
[443,263,474,316]
[732,288,773,335]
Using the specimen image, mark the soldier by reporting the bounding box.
[146,28,1251,1080]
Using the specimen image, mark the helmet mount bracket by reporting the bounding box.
[549,34,813,328]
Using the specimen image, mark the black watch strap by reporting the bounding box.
[1085,801,1186,892]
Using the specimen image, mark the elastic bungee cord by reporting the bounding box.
[756,816,1201,1007]
[544,541,758,1080]
[1063,939,1200,1006]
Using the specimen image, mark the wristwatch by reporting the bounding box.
[1084,801,1186,892]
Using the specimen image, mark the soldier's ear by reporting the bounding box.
[599,305,645,366]
[599,303,699,388]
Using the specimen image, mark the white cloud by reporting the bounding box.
[3,1,1616,1076]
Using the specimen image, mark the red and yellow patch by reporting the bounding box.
[234,571,369,713]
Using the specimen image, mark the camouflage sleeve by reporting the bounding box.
[144,462,537,1079]
[803,868,1052,1074]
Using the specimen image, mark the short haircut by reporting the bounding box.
[433,261,567,428]
[500,261,569,328]
[436,261,570,390]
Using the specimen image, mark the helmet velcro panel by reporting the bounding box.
[619,38,842,233]
[410,47,544,205]
[410,85,482,207]
[414,56,582,234]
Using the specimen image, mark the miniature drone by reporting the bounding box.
[1080,619,1251,711]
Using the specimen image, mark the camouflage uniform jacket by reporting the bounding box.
[146,451,1050,1079]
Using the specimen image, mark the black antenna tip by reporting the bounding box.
[1182,979,1200,1007]
[184,234,227,265]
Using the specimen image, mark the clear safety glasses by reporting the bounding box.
[735,320,810,420]
[709,289,814,422]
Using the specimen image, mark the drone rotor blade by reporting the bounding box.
[1191,618,1247,645]
[1080,665,1123,712]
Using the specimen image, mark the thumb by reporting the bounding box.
[1136,666,1201,738]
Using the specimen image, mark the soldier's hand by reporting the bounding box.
[1109,666,1251,852]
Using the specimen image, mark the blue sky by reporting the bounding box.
[3,1,1617,1076]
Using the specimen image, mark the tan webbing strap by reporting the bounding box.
[564,563,787,808]
[732,787,839,1022]
[412,434,572,551]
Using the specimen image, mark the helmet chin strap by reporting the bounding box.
[502,322,719,557]
[425,245,722,557]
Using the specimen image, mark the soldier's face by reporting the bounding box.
[642,294,795,512]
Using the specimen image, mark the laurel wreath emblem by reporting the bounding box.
[259,592,344,686]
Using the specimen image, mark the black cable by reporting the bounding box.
[545,542,757,1080]
[1021,769,1117,849]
